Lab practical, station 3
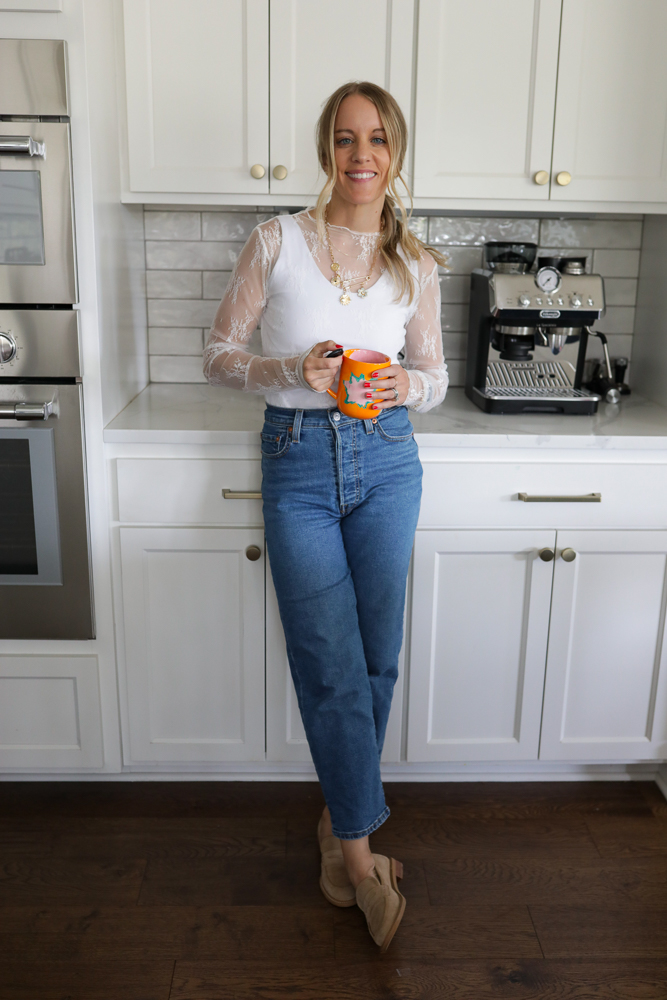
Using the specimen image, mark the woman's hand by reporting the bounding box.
[302,341,344,392]
[366,364,410,409]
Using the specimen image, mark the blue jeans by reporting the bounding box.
[261,403,422,839]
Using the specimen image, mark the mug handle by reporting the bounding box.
[326,388,337,399]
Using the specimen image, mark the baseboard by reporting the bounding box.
[0,761,663,782]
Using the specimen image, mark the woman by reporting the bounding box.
[204,81,448,951]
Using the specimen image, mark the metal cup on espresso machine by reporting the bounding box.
[465,243,614,414]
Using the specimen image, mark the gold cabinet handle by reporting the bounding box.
[533,170,549,185]
[556,171,572,186]
[538,548,555,562]
[517,493,601,503]
[561,548,577,562]
[245,545,262,561]
[250,164,266,179]
[272,164,288,180]
[222,489,262,500]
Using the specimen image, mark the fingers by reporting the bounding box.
[309,340,342,359]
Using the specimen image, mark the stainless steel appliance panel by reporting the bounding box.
[0,382,93,638]
[0,122,77,303]
[0,39,68,117]
[0,308,80,377]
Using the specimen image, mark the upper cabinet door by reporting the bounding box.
[268,0,415,198]
[551,0,667,203]
[123,0,269,195]
[412,0,561,200]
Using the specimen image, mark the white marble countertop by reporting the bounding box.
[104,384,667,450]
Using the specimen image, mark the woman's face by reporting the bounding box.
[331,94,392,208]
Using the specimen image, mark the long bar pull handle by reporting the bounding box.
[222,489,262,500]
[517,492,601,503]
[0,136,45,157]
[0,402,53,420]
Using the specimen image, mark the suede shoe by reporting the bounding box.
[355,853,406,952]
[317,815,356,907]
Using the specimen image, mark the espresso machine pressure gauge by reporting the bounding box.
[535,266,561,294]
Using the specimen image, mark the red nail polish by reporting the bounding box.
[371,371,379,377]
[363,381,371,387]
[371,404,379,409]
[335,344,343,348]
[365,392,373,398]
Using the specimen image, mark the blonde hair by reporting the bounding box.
[314,81,447,303]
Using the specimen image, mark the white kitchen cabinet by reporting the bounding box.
[551,0,667,204]
[540,531,667,761]
[268,0,414,197]
[122,0,269,195]
[119,526,266,763]
[265,564,406,764]
[407,529,556,762]
[412,0,562,200]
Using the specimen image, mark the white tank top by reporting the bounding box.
[260,214,418,410]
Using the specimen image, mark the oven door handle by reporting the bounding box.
[0,402,54,420]
[0,136,46,157]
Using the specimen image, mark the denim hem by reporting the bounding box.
[332,805,391,841]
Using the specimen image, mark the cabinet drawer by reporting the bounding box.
[116,459,262,524]
[419,461,667,528]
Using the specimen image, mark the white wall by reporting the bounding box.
[632,216,667,407]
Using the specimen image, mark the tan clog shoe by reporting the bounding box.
[355,853,406,952]
[317,815,356,907]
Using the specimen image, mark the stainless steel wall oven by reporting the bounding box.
[0,40,93,639]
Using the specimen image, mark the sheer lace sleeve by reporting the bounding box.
[203,218,304,392]
[402,253,449,412]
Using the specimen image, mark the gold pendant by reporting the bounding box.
[340,293,351,305]
[330,275,341,287]
[357,287,367,298]
[331,262,340,272]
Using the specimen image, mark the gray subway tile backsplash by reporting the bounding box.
[144,208,643,387]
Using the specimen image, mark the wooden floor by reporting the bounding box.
[1,780,667,998]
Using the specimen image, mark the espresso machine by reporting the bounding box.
[465,242,611,414]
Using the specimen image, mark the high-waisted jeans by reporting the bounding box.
[261,403,422,839]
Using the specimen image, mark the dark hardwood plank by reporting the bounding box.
[0,905,333,962]
[169,958,667,999]
[585,814,667,857]
[424,856,667,906]
[0,857,146,905]
[641,782,667,818]
[333,904,542,961]
[530,905,667,958]
[137,856,327,907]
[369,816,601,860]
[0,823,54,856]
[47,816,287,860]
[0,961,174,1000]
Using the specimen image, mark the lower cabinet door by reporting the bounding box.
[119,527,266,764]
[265,564,406,764]
[407,530,556,762]
[540,531,667,761]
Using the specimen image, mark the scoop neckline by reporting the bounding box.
[302,210,382,238]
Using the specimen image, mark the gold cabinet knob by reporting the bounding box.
[533,170,549,186]
[538,548,555,562]
[250,164,266,179]
[272,164,288,180]
[561,548,577,562]
[245,545,262,561]
[556,171,572,186]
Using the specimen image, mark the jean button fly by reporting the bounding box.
[333,412,340,421]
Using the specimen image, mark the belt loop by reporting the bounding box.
[364,417,375,434]
[292,409,304,443]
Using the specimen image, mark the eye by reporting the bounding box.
[336,138,352,146]
[371,137,387,144]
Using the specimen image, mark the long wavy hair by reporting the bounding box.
[314,81,447,303]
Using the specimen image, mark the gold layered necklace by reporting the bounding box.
[324,210,383,306]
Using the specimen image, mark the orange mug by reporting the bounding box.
[326,349,392,419]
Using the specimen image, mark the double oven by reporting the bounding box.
[0,39,93,638]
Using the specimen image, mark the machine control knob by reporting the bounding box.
[519,294,530,307]
[587,297,594,306]
[570,295,582,308]
[0,332,17,364]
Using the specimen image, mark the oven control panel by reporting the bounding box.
[0,310,80,377]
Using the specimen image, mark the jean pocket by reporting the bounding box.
[260,427,291,458]
[376,423,415,443]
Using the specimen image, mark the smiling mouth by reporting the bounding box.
[346,171,377,181]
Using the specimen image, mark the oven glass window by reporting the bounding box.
[0,171,45,265]
[0,439,37,574]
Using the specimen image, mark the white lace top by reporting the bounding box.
[203,210,448,411]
